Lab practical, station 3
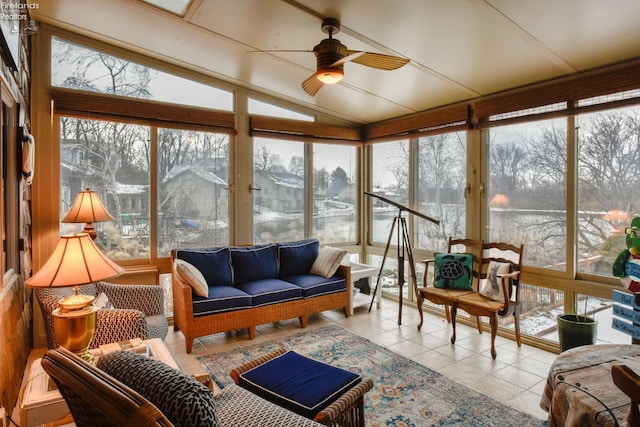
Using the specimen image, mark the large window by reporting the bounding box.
[157,128,229,254]
[415,131,466,250]
[486,119,567,269]
[52,37,233,110]
[313,144,356,243]
[577,105,640,277]
[253,138,305,243]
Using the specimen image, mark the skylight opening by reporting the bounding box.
[139,0,192,16]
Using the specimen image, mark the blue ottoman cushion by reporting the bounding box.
[238,351,361,419]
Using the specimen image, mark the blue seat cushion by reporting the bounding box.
[230,244,278,285]
[192,285,252,316]
[175,248,233,287]
[236,279,302,307]
[283,274,346,298]
[277,239,319,278]
[238,351,361,420]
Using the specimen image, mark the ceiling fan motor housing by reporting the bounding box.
[314,38,347,77]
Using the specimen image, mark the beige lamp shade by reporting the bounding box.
[62,188,114,224]
[25,233,123,289]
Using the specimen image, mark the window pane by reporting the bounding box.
[254,138,305,243]
[60,117,150,261]
[248,98,313,121]
[52,37,233,110]
[158,129,229,254]
[486,119,567,269]
[415,132,466,250]
[577,105,640,277]
[371,141,409,244]
[313,144,356,243]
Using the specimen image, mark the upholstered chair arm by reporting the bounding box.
[229,348,287,384]
[96,281,164,317]
[314,378,374,425]
[90,308,148,349]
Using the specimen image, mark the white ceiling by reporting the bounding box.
[30,0,640,124]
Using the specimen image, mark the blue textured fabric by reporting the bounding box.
[283,274,346,298]
[277,239,319,278]
[236,279,303,307]
[230,244,278,285]
[239,351,361,420]
[176,248,233,287]
[192,285,252,316]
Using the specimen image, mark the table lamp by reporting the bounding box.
[62,188,114,240]
[26,233,123,363]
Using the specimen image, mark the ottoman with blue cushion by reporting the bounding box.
[229,349,373,426]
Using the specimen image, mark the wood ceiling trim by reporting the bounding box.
[51,88,236,134]
[250,115,362,144]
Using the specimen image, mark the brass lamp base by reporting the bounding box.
[52,304,99,364]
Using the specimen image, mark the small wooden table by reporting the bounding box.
[20,338,180,427]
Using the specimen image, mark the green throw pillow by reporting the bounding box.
[434,253,473,289]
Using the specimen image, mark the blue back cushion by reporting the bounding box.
[230,244,278,285]
[238,351,361,419]
[175,248,233,287]
[277,239,319,278]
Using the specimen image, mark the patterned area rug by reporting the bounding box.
[197,325,547,427]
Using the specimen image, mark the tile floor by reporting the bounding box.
[165,299,554,421]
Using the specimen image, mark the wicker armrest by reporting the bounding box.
[229,348,287,384]
[313,378,373,425]
[97,281,164,317]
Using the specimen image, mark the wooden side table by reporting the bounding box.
[20,338,182,427]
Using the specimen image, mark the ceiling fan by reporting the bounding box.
[255,18,410,96]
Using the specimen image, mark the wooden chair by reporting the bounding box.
[612,364,640,427]
[416,237,481,331]
[451,241,524,359]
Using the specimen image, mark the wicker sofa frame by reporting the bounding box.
[171,250,352,353]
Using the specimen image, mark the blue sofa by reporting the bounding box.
[171,239,352,353]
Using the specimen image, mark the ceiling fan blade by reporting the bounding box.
[302,73,324,96]
[345,50,409,70]
[331,51,365,67]
[248,49,312,53]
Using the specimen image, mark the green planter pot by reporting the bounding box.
[557,314,598,352]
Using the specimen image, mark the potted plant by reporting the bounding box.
[556,304,598,352]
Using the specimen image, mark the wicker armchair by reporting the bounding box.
[35,281,168,349]
[41,347,173,427]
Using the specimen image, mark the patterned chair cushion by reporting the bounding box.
[97,351,219,427]
[215,384,322,427]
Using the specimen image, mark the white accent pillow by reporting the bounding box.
[310,246,348,278]
[479,261,510,303]
[174,259,209,297]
